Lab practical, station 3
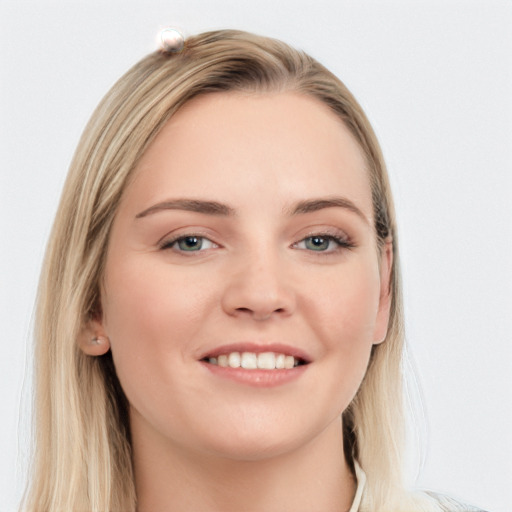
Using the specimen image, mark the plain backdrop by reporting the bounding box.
[1,1,511,511]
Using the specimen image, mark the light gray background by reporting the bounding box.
[1,1,511,511]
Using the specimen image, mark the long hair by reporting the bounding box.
[23,30,443,511]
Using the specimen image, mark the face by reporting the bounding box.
[86,92,392,461]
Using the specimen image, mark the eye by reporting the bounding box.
[295,234,352,253]
[161,235,217,252]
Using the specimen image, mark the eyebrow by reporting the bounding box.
[135,196,368,224]
[288,197,369,224]
[135,199,235,218]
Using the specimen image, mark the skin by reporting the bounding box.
[82,92,392,512]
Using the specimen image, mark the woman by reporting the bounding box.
[22,29,487,511]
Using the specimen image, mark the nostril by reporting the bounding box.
[234,306,287,320]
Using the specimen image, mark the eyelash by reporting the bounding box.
[159,232,354,254]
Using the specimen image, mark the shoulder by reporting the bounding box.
[422,490,490,512]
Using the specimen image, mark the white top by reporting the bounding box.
[348,461,366,512]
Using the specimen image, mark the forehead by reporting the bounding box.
[125,91,372,218]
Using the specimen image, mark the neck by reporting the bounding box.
[132,415,356,512]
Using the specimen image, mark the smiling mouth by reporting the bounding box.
[202,351,308,370]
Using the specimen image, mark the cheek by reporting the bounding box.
[103,259,213,342]
[308,259,381,345]
[303,259,381,406]
[100,260,216,399]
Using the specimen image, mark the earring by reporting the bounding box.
[90,335,109,346]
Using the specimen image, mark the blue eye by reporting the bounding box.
[304,236,331,251]
[162,235,217,252]
[296,235,351,252]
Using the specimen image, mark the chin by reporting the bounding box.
[194,417,324,463]
[206,436,306,462]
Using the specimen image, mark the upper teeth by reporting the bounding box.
[208,352,299,369]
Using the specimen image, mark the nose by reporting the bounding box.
[221,252,296,321]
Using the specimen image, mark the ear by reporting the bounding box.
[78,317,111,356]
[373,240,393,345]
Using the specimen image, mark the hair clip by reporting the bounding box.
[159,28,185,53]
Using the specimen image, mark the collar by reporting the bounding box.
[348,460,366,512]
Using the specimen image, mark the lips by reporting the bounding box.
[198,343,311,387]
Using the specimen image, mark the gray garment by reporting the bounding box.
[351,462,489,511]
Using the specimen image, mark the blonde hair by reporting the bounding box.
[23,30,443,511]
